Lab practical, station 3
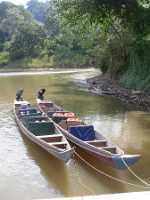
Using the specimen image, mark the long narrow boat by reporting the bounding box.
[14,100,74,162]
[36,98,141,170]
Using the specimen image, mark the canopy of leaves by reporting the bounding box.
[0,1,46,60]
[27,0,59,36]
[9,24,45,60]
[56,0,150,89]
[58,0,150,36]
[44,0,59,36]
[0,2,34,41]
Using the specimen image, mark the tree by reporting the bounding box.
[0,31,5,51]
[58,0,150,35]
[0,1,34,41]
[58,1,150,74]
[44,0,59,36]
[9,24,45,60]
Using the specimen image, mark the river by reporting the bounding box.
[0,69,150,199]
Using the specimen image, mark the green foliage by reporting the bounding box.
[56,0,150,90]
[47,21,100,67]
[58,0,138,26]
[0,2,33,41]
[0,0,150,92]
[0,52,9,66]
[27,0,59,36]
[0,31,5,51]
[44,38,57,57]
[44,0,59,36]
[0,1,46,62]
[9,25,45,60]
[120,39,150,89]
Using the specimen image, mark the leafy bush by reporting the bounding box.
[0,52,9,66]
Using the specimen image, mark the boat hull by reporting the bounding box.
[59,127,140,169]
[14,102,74,163]
[37,99,141,169]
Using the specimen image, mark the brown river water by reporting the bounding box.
[0,69,150,199]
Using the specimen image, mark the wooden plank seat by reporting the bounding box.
[39,102,54,107]
[59,119,82,130]
[49,141,67,148]
[37,134,62,142]
[52,115,67,123]
[86,140,107,147]
[37,134,62,139]
[47,110,65,117]
[102,146,117,154]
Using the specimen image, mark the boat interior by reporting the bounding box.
[59,116,118,154]
[17,105,68,150]
[68,125,118,154]
[39,102,63,113]
[39,103,119,154]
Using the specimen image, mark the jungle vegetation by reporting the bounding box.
[0,0,149,90]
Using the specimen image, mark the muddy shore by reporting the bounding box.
[86,75,150,112]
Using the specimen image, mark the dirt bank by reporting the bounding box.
[86,75,150,112]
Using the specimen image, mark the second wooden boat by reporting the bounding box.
[36,98,141,169]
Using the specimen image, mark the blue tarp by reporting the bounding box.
[69,125,96,141]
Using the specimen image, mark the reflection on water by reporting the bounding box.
[21,135,69,194]
[0,70,150,199]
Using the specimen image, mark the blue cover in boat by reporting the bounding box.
[69,125,95,141]
[20,105,29,109]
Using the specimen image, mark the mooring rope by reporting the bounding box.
[38,102,150,188]
[121,157,150,187]
[75,152,150,190]
[73,157,95,194]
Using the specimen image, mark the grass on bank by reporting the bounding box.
[0,53,55,71]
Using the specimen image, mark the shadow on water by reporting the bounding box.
[20,134,69,196]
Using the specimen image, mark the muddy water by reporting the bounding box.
[0,69,150,200]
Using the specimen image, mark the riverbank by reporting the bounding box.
[0,58,95,73]
[0,68,95,77]
[86,75,150,112]
[0,57,55,70]
[0,57,94,72]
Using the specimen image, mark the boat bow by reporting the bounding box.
[113,154,141,169]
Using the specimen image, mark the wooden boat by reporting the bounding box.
[36,98,141,169]
[14,100,74,162]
